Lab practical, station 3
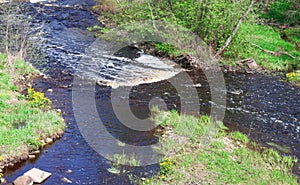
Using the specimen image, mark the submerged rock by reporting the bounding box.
[13,175,33,185]
[23,168,51,184]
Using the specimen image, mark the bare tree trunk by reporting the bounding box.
[215,0,256,57]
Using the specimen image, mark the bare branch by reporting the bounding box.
[215,0,256,57]
[251,43,296,59]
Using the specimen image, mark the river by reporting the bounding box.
[2,0,300,184]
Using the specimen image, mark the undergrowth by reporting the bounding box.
[135,109,299,184]
[224,23,299,71]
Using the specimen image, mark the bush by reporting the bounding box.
[26,87,51,108]
[96,0,255,51]
[260,0,300,25]
[0,2,44,76]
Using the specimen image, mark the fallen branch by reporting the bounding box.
[215,0,256,57]
[251,43,296,59]
[236,58,255,64]
[265,22,290,29]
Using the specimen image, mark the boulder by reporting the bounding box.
[13,175,33,185]
[23,168,51,184]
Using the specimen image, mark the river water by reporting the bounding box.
[2,0,300,184]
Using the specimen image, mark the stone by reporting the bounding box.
[65,169,72,174]
[28,155,35,159]
[46,138,53,144]
[13,175,33,185]
[1,177,7,184]
[247,60,259,70]
[31,150,40,155]
[23,168,51,184]
[0,0,9,3]
[61,177,72,183]
[47,89,53,92]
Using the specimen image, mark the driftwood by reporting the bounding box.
[251,43,296,59]
[215,0,256,57]
[265,22,290,29]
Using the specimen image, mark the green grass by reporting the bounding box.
[138,109,298,185]
[224,23,300,71]
[0,53,65,162]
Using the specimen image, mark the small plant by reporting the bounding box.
[0,155,2,178]
[26,87,51,108]
[159,158,175,175]
[286,71,300,83]
[230,131,250,144]
[155,42,180,57]
[26,138,43,151]
[87,25,102,32]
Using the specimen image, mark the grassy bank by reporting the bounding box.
[0,53,65,177]
[136,109,298,184]
[224,23,299,71]
[93,0,299,76]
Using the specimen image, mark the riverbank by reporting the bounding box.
[0,53,65,178]
[91,0,299,83]
[135,109,299,184]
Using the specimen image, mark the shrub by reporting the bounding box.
[96,0,255,51]
[159,158,175,175]
[260,0,300,25]
[286,71,300,82]
[0,2,44,76]
[26,87,51,108]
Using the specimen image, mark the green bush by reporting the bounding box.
[26,87,51,108]
[260,0,300,25]
[96,0,255,51]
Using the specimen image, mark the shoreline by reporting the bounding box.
[0,56,66,179]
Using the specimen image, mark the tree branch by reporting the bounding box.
[251,43,296,59]
[215,0,256,57]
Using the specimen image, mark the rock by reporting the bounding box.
[56,109,62,115]
[13,175,33,185]
[30,0,48,3]
[28,155,35,159]
[24,168,51,184]
[65,169,72,174]
[46,138,53,144]
[247,60,259,70]
[61,177,72,183]
[31,150,40,155]
[0,0,9,3]
[47,89,53,92]
[1,177,7,184]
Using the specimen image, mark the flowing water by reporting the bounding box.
[2,0,300,184]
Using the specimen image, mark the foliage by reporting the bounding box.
[159,158,175,176]
[26,87,51,108]
[224,23,299,70]
[230,131,250,144]
[154,42,180,57]
[96,0,255,51]
[260,0,300,25]
[0,2,44,76]
[286,71,300,83]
